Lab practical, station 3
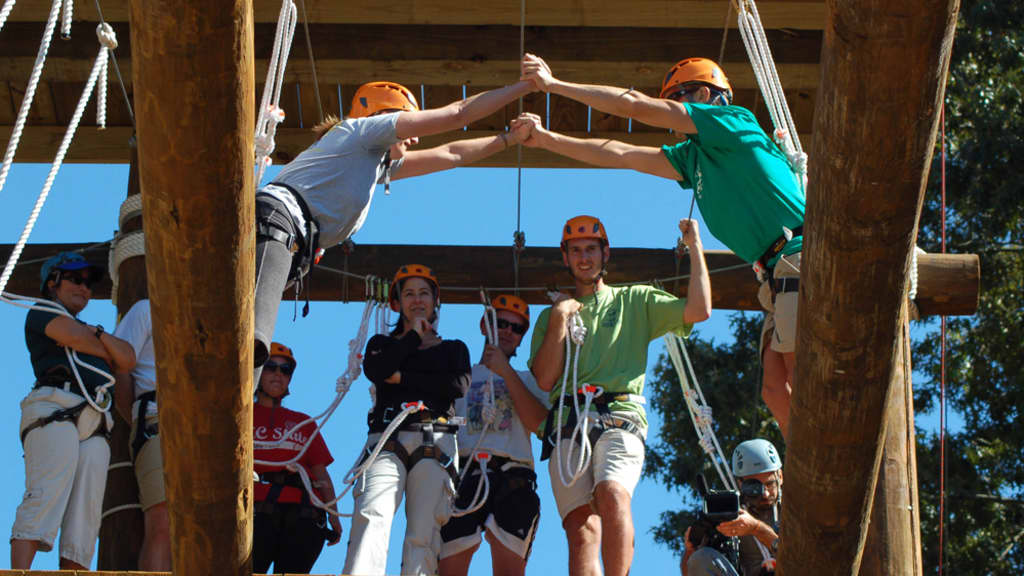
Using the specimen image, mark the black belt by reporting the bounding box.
[368,404,458,434]
[757,225,803,272]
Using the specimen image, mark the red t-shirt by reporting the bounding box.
[253,404,334,504]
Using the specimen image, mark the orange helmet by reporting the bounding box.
[561,215,609,250]
[268,342,297,369]
[389,264,439,312]
[660,58,732,101]
[349,81,419,118]
[491,294,530,328]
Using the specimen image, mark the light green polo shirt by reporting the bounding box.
[529,284,692,430]
[662,102,805,266]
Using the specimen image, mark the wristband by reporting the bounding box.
[499,132,510,149]
[94,324,105,339]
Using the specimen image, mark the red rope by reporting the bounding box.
[938,104,948,575]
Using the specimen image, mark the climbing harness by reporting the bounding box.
[254,0,298,184]
[549,311,593,488]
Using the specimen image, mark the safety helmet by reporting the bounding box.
[660,58,733,102]
[39,251,104,295]
[349,81,419,119]
[268,341,297,370]
[561,215,609,250]
[491,294,530,328]
[389,264,440,312]
[732,439,782,477]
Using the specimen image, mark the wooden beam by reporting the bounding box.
[0,243,979,315]
[776,0,959,572]
[129,0,255,574]
[8,0,828,29]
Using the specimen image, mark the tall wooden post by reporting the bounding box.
[777,0,959,573]
[858,307,924,575]
[128,2,255,575]
[97,138,146,569]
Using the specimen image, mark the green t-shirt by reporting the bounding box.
[662,102,805,266]
[25,308,110,398]
[528,284,692,429]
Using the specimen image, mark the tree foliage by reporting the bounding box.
[646,1,1024,572]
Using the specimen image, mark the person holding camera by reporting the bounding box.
[683,439,782,576]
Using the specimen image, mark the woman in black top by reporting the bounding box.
[343,264,470,576]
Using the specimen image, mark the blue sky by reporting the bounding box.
[0,159,955,573]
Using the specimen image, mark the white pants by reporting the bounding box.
[12,387,110,567]
[343,430,457,576]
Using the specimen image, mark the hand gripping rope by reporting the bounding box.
[450,291,500,517]
[253,278,382,517]
[664,332,774,563]
[553,311,595,488]
[734,0,808,188]
[254,0,297,184]
[0,23,121,423]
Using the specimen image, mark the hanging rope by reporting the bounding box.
[296,0,324,124]
[733,0,807,185]
[552,311,595,488]
[938,103,948,576]
[512,0,527,295]
[0,0,16,33]
[254,0,298,185]
[0,0,64,197]
[92,0,135,129]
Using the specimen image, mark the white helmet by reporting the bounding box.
[732,439,781,477]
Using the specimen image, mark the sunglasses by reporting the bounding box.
[666,85,703,102]
[61,272,95,288]
[263,361,294,376]
[496,318,528,335]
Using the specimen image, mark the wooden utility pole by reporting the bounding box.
[859,307,924,575]
[129,1,255,574]
[778,0,959,574]
[97,138,146,569]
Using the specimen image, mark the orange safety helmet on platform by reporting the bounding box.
[491,294,530,328]
[561,215,609,250]
[660,58,733,101]
[349,81,419,119]
[268,341,297,369]
[389,264,440,312]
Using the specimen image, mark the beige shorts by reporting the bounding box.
[13,387,110,567]
[759,252,801,356]
[133,433,166,511]
[547,423,646,520]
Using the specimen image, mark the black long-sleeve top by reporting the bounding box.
[363,330,471,426]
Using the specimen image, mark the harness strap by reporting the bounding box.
[255,469,315,515]
[773,277,799,294]
[540,398,645,462]
[372,432,459,486]
[756,224,803,272]
[131,390,157,460]
[21,401,88,445]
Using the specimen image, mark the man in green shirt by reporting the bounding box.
[516,54,805,439]
[529,215,711,576]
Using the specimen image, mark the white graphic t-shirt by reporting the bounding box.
[455,364,549,466]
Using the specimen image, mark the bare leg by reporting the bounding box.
[10,538,38,569]
[762,348,792,439]
[593,481,634,576]
[59,556,88,570]
[139,502,172,570]
[563,505,602,576]
[485,530,527,576]
[438,542,479,576]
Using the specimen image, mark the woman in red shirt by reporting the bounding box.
[253,342,342,574]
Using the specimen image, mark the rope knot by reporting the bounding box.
[568,313,587,345]
[265,104,286,125]
[96,23,118,50]
[254,134,276,161]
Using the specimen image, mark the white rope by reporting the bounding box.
[59,0,71,38]
[118,194,143,228]
[664,333,736,492]
[735,0,807,185]
[0,0,63,197]
[553,312,593,488]
[108,460,134,471]
[100,502,142,521]
[254,0,297,184]
[0,0,17,32]
[108,230,145,307]
[451,454,492,518]
[908,246,926,301]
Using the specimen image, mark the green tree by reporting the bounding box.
[646,1,1024,572]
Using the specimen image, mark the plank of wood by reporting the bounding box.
[777,0,959,571]
[8,0,827,29]
[0,243,979,316]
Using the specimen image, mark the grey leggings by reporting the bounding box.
[254,194,305,368]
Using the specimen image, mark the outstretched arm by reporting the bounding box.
[513,113,680,179]
[521,53,698,135]
[680,219,712,323]
[395,81,534,140]
[394,120,530,180]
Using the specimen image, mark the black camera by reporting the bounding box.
[687,474,740,568]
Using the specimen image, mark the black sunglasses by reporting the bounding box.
[61,272,95,288]
[263,361,294,376]
[496,318,528,335]
[666,84,703,102]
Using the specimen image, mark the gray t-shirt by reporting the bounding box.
[273,112,405,247]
